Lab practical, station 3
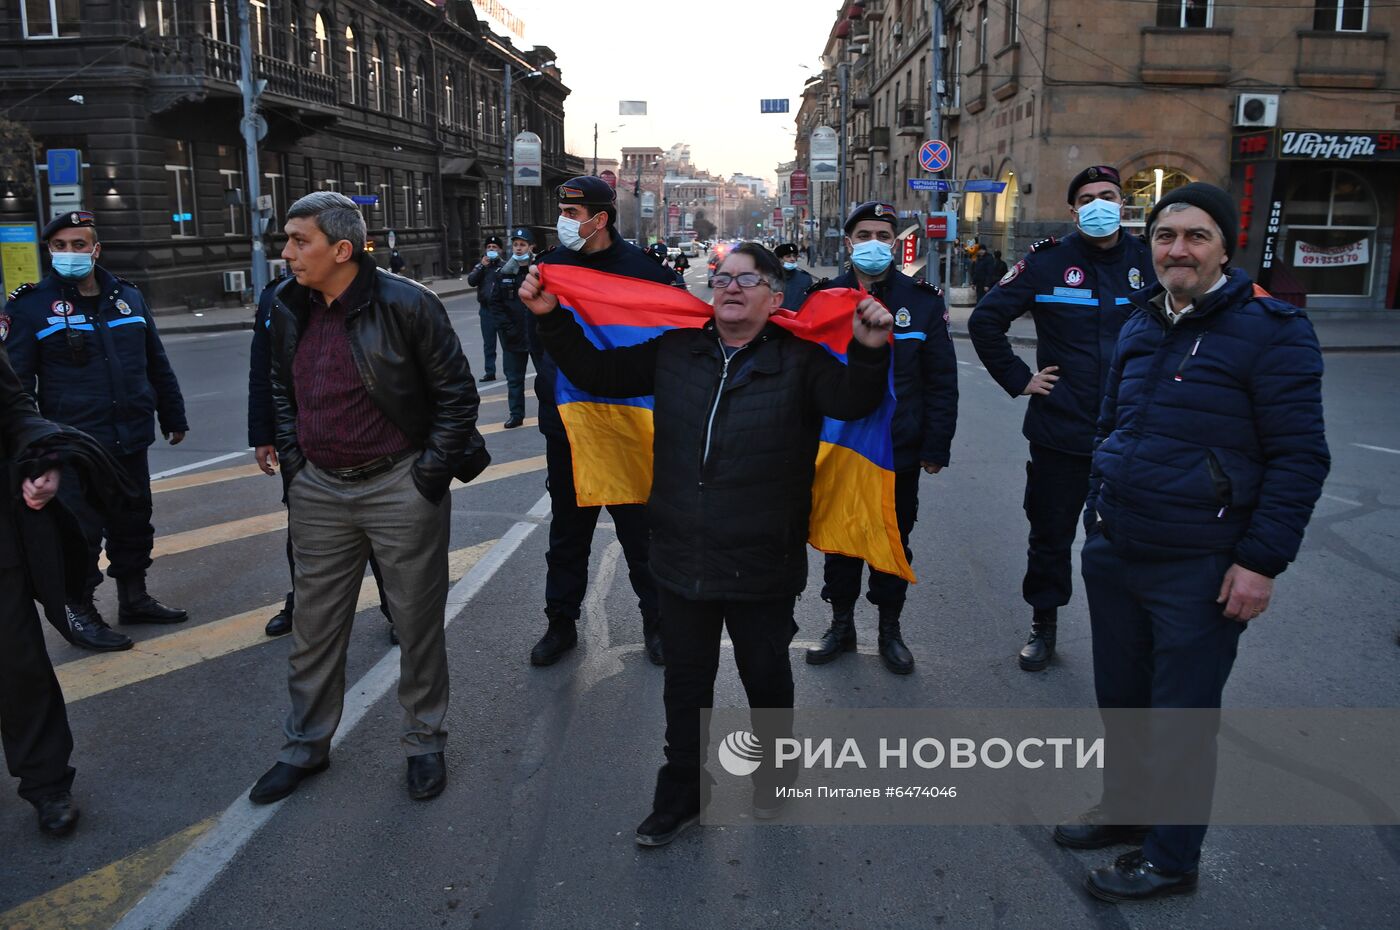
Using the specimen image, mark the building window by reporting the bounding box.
[393,49,407,117]
[138,0,177,36]
[978,3,988,64]
[398,179,411,227]
[369,42,384,111]
[261,151,285,225]
[379,175,394,228]
[249,0,266,55]
[1156,0,1212,28]
[442,72,455,128]
[311,13,330,75]
[1313,0,1367,31]
[1282,168,1378,297]
[345,26,360,106]
[217,145,245,236]
[1123,166,1193,228]
[415,174,431,227]
[1004,0,1019,45]
[165,140,198,238]
[206,0,232,43]
[412,61,427,123]
[23,0,81,37]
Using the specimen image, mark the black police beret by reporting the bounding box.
[844,201,898,235]
[42,210,97,241]
[774,243,800,258]
[1066,165,1122,204]
[1145,182,1240,258]
[510,227,535,245]
[557,176,616,208]
[484,235,504,248]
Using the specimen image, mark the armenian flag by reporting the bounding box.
[540,263,914,583]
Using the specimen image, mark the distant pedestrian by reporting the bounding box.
[389,248,407,277]
[250,192,483,805]
[468,236,504,383]
[972,248,996,301]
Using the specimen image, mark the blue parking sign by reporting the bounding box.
[46,149,81,186]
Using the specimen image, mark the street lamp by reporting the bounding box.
[501,59,554,232]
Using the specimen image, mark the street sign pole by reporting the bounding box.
[238,0,268,297]
[928,0,945,285]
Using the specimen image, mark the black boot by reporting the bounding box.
[116,577,188,625]
[642,615,664,666]
[805,601,857,665]
[876,608,915,675]
[529,610,578,666]
[64,601,133,652]
[1018,608,1057,671]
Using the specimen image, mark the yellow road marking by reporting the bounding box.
[450,453,546,491]
[0,817,214,930]
[64,542,495,703]
[148,416,538,495]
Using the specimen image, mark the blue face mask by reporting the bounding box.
[51,252,94,280]
[782,261,798,271]
[1077,199,1122,239]
[486,250,500,261]
[851,239,893,275]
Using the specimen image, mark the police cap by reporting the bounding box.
[509,227,535,245]
[557,176,616,210]
[1066,165,1122,204]
[42,210,97,242]
[843,201,898,235]
[774,242,800,259]
[648,241,667,256]
[484,235,504,248]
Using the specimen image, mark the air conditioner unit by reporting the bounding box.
[876,162,889,175]
[1234,93,1279,128]
[223,270,247,293]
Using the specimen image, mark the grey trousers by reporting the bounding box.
[280,456,451,766]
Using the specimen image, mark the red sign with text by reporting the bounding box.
[925,215,949,239]
[902,236,917,264]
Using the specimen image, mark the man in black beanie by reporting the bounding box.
[1061,181,1330,901]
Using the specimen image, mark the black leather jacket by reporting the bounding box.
[269,256,483,503]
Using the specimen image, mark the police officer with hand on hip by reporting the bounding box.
[968,166,1154,673]
[3,211,189,650]
[806,201,959,675]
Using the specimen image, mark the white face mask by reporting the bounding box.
[556,213,599,252]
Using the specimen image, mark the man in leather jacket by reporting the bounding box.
[249,192,482,806]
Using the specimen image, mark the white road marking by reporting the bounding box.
[149,450,251,480]
[111,492,554,930]
[1353,443,1400,455]
[1321,492,1362,507]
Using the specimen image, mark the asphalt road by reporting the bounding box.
[2,267,1398,929]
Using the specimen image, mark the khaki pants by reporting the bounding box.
[280,457,451,766]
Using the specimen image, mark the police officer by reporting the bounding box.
[468,235,505,382]
[774,243,815,310]
[806,201,959,674]
[530,176,678,667]
[489,227,535,429]
[3,211,189,649]
[967,165,1155,672]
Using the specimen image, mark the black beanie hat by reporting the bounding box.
[1145,182,1239,257]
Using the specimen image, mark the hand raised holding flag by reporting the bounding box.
[518,264,558,316]
[852,295,895,348]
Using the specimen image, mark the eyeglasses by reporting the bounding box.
[711,272,772,290]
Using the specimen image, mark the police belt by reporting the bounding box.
[320,448,415,482]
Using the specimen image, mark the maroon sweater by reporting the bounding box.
[292,273,411,469]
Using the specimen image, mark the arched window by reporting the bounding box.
[369,40,385,112]
[412,58,427,123]
[442,72,455,128]
[345,25,361,106]
[993,168,1020,257]
[393,47,407,117]
[1123,166,1193,229]
[1282,168,1379,297]
[311,14,330,75]
[474,75,485,136]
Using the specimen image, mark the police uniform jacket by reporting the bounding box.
[1086,268,1330,578]
[780,267,815,311]
[466,258,500,305]
[3,267,188,455]
[536,307,890,600]
[248,281,277,448]
[968,231,1153,456]
[530,236,680,439]
[488,260,533,356]
[820,268,959,469]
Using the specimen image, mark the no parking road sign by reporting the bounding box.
[918,139,951,174]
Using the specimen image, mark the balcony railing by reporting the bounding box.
[149,36,337,110]
[896,97,924,135]
[870,126,891,151]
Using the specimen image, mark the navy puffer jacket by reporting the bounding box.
[1086,268,1329,578]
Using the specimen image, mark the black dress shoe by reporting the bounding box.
[530,613,578,666]
[1085,850,1198,902]
[34,792,79,837]
[65,605,133,651]
[407,752,446,800]
[264,608,292,637]
[635,807,700,846]
[503,417,524,429]
[1054,806,1150,849]
[479,374,497,383]
[118,593,189,625]
[249,759,329,804]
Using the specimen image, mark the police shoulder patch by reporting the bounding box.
[6,282,35,302]
[0,313,10,343]
[1000,259,1027,286]
[1029,237,1059,253]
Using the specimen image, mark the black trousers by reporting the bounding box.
[544,435,657,623]
[58,448,154,595]
[0,560,75,803]
[1082,532,1244,873]
[1022,443,1092,611]
[653,588,797,814]
[821,468,921,613]
[479,301,499,377]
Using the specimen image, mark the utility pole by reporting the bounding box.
[837,57,849,268]
[237,0,267,295]
[592,122,598,175]
[504,65,513,232]
[928,0,945,285]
